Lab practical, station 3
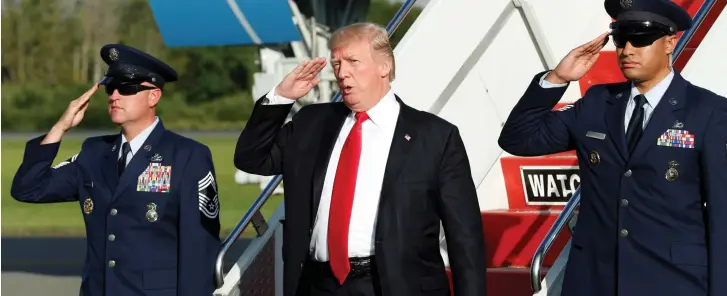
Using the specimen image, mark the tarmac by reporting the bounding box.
[1,237,251,295]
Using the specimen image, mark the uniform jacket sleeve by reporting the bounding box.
[438,126,487,295]
[700,108,727,296]
[234,98,296,175]
[10,135,80,203]
[178,144,221,296]
[498,71,582,156]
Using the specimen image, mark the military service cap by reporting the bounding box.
[605,0,693,35]
[99,44,178,89]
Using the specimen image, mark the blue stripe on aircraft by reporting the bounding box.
[148,0,301,47]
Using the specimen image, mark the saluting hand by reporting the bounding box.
[275,57,327,100]
[546,32,610,84]
[42,83,99,144]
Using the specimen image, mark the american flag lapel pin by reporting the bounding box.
[404,134,411,141]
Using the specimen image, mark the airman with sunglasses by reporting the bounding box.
[11,44,221,296]
[499,0,727,295]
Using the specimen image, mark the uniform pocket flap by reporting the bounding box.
[143,268,177,290]
[670,242,707,266]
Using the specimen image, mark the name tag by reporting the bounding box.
[586,131,606,140]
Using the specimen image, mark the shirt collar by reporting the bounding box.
[352,89,399,128]
[120,116,160,158]
[629,70,675,107]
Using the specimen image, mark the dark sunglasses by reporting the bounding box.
[609,20,672,48]
[611,32,667,48]
[104,82,157,96]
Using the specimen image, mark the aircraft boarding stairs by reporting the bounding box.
[146,0,727,295]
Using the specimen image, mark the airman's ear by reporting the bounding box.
[665,35,677,55]
[148,89,161,108]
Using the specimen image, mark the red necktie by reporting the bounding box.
[328,111,369,284]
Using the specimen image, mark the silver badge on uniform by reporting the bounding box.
[143,145,152,152]
[146,202,158,222]
[151,153,163,162]
[83,197,94,215]
[665,161,679,182]
[589,151,601,165]
[672,121,684,129]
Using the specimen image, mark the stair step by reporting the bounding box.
[481,210,571,268]
[446,267,546,296]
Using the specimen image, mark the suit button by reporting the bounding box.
[108,260,116,268]
[620,229,629,237]
[623,170,632,177]
[620,199,629,207]
[108,234,115,241]
[110,209,118,216]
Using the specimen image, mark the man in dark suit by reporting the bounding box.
[234,22,486,296]
[499,0,727,295]
[11,44,221,296]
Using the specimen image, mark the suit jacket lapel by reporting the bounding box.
[101,135,122,193]
[311,104,350,220]
[375,97,418,238]
[629,73,688,162]
[605,84,630,162]
[112,121,167,201]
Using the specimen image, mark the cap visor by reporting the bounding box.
[99,76,112,85]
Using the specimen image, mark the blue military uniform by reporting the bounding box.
[11,44,221,296]
[498,1,727,295]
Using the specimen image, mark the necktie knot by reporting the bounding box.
[634,94,647,108]
[121,142,131,156]
[355,112,369,123]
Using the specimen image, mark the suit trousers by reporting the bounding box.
[297,258,382,296]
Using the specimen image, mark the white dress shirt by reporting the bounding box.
[539,70,675,130]
[264,88,400,261]
[622,70,673,131]
[119,116,160,165]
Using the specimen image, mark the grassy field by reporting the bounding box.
[1,133,283,237]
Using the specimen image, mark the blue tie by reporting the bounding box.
[626,94,646,153]
[118,142,131,176]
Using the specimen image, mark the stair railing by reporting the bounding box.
[673,0,718,61]
[214,0,420,288]
[529,1,718,292]
[529,187,580,293]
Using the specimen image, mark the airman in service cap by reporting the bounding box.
[605,0,693,35]
[99,44,178,89]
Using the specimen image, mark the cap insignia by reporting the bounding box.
[109,48,119,61]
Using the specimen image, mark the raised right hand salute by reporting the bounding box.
[41,83,99,145]
[545,32,610,85]
[274,57,327,100]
